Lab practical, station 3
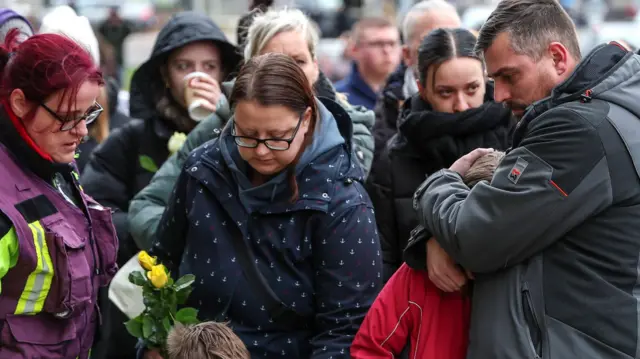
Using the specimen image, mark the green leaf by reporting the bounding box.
[139,155,158,173]
[176,287,193,305]
[142,315,154,339]
[125,317,143,338]
[129,271,147,286]
[162,317,172,332]
[173,274,195,291]
[175,307,199,324]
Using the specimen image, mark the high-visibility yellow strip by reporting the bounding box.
[0,227,19,294]
[15,221,54,315]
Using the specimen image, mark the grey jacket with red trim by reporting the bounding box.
[406,43,640,359]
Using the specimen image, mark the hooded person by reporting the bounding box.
[83,12,241,359]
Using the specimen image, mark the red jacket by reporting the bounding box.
[351,264,470,359]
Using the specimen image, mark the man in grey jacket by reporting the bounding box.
[406,0,640,358]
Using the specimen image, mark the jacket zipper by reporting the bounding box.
[522,282,542,359]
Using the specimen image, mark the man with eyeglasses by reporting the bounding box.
[335,17,401,110]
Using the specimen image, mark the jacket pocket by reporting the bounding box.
[0,313,78,357]
[48,226,93,317]
[87,205,119,287]
[522,282,542,359]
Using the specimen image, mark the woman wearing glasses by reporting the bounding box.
[144,53,381,359]
[0,30,117,358]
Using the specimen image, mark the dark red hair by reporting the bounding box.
[0,28,103,120]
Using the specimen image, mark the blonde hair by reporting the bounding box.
[167,322,250,359]
[244,8,320,62]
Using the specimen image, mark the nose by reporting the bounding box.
[71,120,89,138]
[254,142,271,156]
[493,81,511,103]
[453,94,470,113]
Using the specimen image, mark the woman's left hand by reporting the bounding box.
[187,76,221,112]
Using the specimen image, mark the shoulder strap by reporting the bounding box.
[227,223,311,329]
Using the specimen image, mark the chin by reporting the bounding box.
[52,153,76,164]
[250,160,283,176]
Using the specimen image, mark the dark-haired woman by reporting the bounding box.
[366,28,515,283]
[147,53,381,359]
[0,30,117,358]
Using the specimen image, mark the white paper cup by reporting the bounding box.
[183,72,214,122]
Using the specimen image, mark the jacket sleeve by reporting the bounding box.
[349,107,375,178]
[310,202,382,359]
[338,97,375,178]
[416,108,612,273]
[129,114,224,250]
[0,212,18,294]
[365,147,400,282]
[81,125,136,242]
[351,264,414,358]
[372,94,399,163]
[148,162,193,272]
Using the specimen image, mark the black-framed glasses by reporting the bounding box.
[40,102,103,131]
[232,114,303,151]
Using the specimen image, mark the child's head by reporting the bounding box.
[167,322,250,359]
[462,151,506,187]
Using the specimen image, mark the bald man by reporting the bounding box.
[371,0,461,162]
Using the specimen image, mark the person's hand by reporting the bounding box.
[426,237,468,292]
[449,148,495,177]
[144,349,163,359]
[187,75,221,112]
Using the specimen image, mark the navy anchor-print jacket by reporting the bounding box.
[152,98,382,359]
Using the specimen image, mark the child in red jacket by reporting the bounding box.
[351,152,505,359]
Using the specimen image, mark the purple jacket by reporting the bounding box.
[0,141,118,359]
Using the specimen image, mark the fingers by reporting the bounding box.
[189,79,220,93]
[465,147,494,161]
[429,270,459,292]
[189,77,220,92]
[190,89,220,106]
[430,271,466,292]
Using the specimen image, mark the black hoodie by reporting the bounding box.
[81,11,241,259]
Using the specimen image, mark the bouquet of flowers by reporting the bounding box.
[125,251,200,356]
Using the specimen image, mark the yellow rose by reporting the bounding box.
[147,264,168,288]
[138,251,156,271]
[167,132,187,154]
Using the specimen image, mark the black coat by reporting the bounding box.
[366,90,516,282]
[372,63,406,162]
